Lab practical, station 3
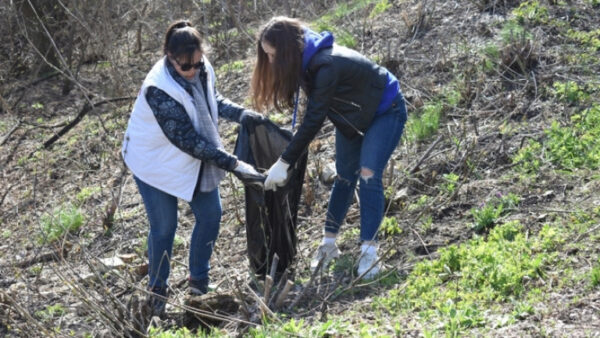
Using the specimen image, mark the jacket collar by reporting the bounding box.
[301,28,334,71]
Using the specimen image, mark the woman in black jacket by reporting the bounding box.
[251,16,407,279]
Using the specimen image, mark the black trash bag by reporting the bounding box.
[233,118,308,278]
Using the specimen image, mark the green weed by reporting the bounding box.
[500,20,532,43]
[2,230,12,239]
[380,216,402,237]
[75,186,101,205]
[512,1,549,25]
[369,0,391,18]
[567,28,600,51]
[39,204,85,244]
[405,101,442,141]
[513,139,542,174]
[545,105,600,170]
[591,262,600,287]
[218,60,245,73]
[248,317,350,337]
[374,220,559,333]
[552,81,590,104]
[470,193,519,233]
[441,173,460,195]
[35,304,65,322]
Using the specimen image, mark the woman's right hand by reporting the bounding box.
[232,160,266,187]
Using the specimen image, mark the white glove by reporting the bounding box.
[234,161,261,176]
[232,160,266,187]
[264,158,290,191]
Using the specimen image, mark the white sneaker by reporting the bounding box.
[357,250,380,280]
[310,242,341,272]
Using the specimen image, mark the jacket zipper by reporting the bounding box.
[333,97,362,110]
[330,106,364,137]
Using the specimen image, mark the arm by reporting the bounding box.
[146,86,238,171]
[280,65,338,165]
[216,90,245,122]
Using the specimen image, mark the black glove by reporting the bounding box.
[240,110,266,126]
[232,160,266,188]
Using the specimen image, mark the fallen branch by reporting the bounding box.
[41,96,133,151]
[0,120,21,146]
[410,134,443,173]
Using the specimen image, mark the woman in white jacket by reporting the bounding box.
[122,20,263,316]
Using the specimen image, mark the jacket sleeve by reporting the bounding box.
[215,90,244,122]
[146,86,238,171]
[281,65,338,165]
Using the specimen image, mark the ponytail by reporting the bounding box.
[163,20,203,60]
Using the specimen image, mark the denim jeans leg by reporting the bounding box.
[188,188,222,281]
[358,95,407,241]
[134,176,178,289]
[324,129,362,235]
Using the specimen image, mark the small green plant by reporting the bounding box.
[35,304,65,322]
[567,28,600,51]
[408,195,429,211]
[471,203,503,232]
[545,105,600,170]
[513,139,542,174]
[2,230,11,239]
[441,173,460,195]
[369,0,391,18]
[470,193,519,232]
[500,20,532,43]
[591,263,600,287]
[39,204,85,244]
[552,81,590,104]
[421,215,433,232]
[380,216,402,237]
[31,102,44,110]
[173,234,184,250]
[75,186,101,205]
[512,1,549,25]
[405,101,442,141]
[218,60,245,73]
[512,302,535,319]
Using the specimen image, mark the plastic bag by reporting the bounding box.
[234,118,307,277]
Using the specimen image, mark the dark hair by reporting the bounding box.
[163,20,203,63]
[251,16,304,113]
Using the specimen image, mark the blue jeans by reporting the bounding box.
[324,93,407,241]
[134,176,221,289]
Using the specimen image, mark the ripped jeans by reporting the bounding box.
[324,93,407,241]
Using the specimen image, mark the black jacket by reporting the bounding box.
[281,44,389,165]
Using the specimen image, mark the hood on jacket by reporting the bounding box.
[301,28,334,71]
[291,28,334,128]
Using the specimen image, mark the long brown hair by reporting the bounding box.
[251,16,304,113]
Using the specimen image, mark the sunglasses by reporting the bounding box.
[174,58,204,71]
